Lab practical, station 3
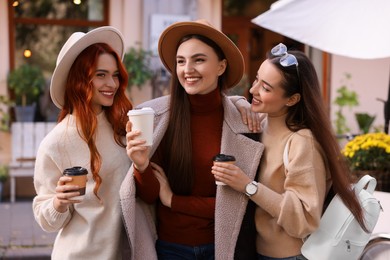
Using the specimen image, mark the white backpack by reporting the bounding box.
[283,142,382,260]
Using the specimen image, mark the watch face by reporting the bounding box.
[246,183,257,195]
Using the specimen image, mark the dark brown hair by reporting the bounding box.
[268,50,367,231]
[162,34,227,195]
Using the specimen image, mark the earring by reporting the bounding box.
[286,103,290,106]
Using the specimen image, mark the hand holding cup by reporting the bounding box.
[63,166,88,201]
[212,154,236,185]
[127,107,155,146]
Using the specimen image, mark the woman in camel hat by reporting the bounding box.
[33,26,132,259]
[120,19,263,259]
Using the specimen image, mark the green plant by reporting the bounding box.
[342,132,390,171]
[355,113,376,134]
[7,64,45,106]
[123,46,153,89]
[0,95,13,131]
[333,74,359,134]
[0,164,9,183]
[228,74,250,97]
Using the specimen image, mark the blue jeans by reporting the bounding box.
[156,239,215,260]
[257,254,307,260]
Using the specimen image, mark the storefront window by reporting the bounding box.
[13,0,104,20]
[14,24,96,72]
[9,0,108,121]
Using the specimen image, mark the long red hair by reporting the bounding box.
[58,43,132,199]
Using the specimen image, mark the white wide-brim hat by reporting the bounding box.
[50,26,124,109]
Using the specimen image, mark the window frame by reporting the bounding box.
[7,0,110,70]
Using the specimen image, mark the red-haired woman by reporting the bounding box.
[32,27,132,259]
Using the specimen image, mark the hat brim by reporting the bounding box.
[158,21,244,89]
[50,26,124,109]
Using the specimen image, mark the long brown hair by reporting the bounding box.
[268,50,367,231]
[58,43,132,199]
[162,34,227,195]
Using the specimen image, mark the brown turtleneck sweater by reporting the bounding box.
[134,87,223,246]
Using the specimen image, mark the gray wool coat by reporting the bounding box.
[119,94,264,260]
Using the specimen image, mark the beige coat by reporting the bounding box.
[120,95,264,260]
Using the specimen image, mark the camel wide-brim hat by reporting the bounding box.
[50,26,125,109]
[158,19,244,89]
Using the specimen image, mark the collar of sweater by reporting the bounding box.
[66,111,108,126]
[188,87,222,114]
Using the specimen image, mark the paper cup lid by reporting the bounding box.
[63,166,88,176]
[127,107,155,116]
[213,154,236,162]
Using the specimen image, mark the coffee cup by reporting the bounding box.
[127,107,155,146]
[213,154,236,185]
[63,166,88,200]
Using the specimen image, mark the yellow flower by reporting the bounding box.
[342,132,390,171]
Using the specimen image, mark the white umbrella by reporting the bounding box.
[252,0,390,60]
[252,0,390,132]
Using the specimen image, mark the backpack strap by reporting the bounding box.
[283,133,295,168]
[354,175,377,195]
[283,140,289,168]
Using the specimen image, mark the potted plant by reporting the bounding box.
[342,132,390,191]
[123,46,154,89]
[7,63,45,122]
[0,164,9,202]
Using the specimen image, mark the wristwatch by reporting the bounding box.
[245,181,258,197]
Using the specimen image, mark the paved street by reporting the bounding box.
[0,201,56,259]
[0,194,388,259]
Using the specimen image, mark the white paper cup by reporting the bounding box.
[127,107,155,146]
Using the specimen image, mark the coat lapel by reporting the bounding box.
[215,96,264,259]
